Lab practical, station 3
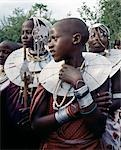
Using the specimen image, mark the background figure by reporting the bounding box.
[0,40,22,91]
[0,40,22,149]
[0,40,22,66]
[88,23,121,150]
[114,39,121,49]
[1,17,52,149]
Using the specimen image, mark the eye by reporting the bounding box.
[50,35,58,42]
[54,37,57,42]
[26,30,32,34]
[48,37,51,43]
[100,32,107,37]
[90,32,95,38]
[100,32,104,37]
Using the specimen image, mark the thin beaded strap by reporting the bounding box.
[53,80,75,110]
[53,60,85,110]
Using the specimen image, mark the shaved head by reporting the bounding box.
[0,40,22,51]
[53,18,89,45]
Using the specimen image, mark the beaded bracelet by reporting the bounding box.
[74,88,89,100]
[75,79,85,89]
[55,108,71,124]
[78,92,94,109]
[74,85,89,97]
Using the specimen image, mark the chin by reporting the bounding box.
[54,58,60,62]
[22,43,30,48]
[54,56,62,62]
[92,47,104,53]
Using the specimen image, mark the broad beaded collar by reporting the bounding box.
[4,48,52,88]
[103,49,121,77]
[39,52,112,97]
[0,66,10,91]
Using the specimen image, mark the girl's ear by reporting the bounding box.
[72,33,81,44]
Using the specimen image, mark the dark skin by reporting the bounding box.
[88,27,121,116]
[17,20,38,127]
[21,19,46,56]
[19,19,48,127]
[21,20,34,50]
[14,20,35,127]
[0,41,22,66]
[88,28,109,53]
[0,42,13,65]
[31,19,108,137]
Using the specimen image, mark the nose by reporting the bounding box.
[94,32,100,41]
[48,40,54,51]
[22,32,28,39]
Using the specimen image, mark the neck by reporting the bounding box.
[65,48,84,68]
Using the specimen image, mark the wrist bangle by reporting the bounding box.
[75,88,89,99]
[75,79,85,89]
[77,92,93,109]
[55,108,71,124]
[74,85,89,98]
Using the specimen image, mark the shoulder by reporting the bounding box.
[30,84,51,120]
[31,84,51,110]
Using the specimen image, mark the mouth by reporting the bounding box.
[92,42,101,47]
[22,41,29,45]
[50,50,55,57]
[51,53,55,58]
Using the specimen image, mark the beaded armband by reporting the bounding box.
[55,108,71,124]
[55,103,80,124]
[74,85,93,109]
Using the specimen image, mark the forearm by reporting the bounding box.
[31,113,59,133]
[31,102,78,133]
[83,106,107,137]
[75,80,107,137]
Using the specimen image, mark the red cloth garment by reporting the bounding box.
[1,82,40,149]
[30,84,104,150]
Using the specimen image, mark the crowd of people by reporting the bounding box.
[0,15,121,150]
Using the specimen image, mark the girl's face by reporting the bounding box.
[88,27,109,53]
[21,20,34,49]
[48,25,73,62]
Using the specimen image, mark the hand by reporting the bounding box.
[59,64,83,87]
[95,92,112,113]
[17,107,31,129]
